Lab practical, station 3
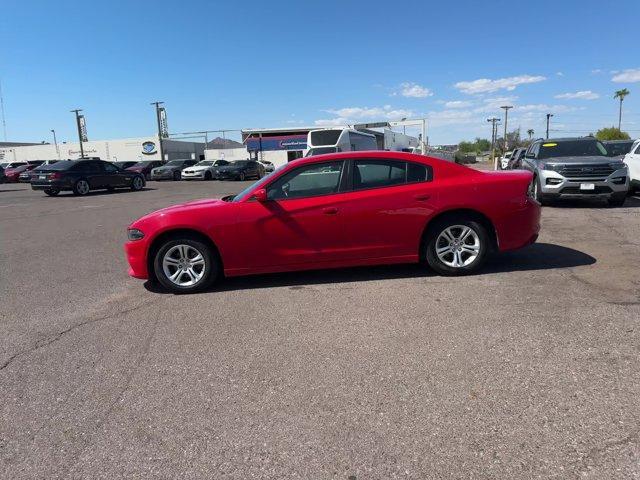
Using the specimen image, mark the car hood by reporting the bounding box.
[184,165,212,172]
[131,198,230,225]
[542,155,611,164]
[153,166,181,172]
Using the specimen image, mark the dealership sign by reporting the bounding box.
[142,141,157,155]
[246,134,307,151]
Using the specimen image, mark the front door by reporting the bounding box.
[234,160,349,269]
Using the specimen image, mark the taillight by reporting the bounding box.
[49,172,62,180]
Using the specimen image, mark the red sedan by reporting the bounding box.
[4,163,38,182]
[125,152,540,293]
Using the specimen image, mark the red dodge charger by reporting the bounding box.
[125,152,540,293]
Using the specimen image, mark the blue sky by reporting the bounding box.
[2,0,640,145]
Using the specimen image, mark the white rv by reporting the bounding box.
[306,128,377,156]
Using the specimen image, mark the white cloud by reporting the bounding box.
[454,75,546,94]
[556,72,564,77]
[315,105,415,126]
[473,96,518,113]
[612,68,640,83]
[427,109,477,127]
[514,104,577,113]
[591,69,603,75]
[444,100,473,109]
[554,90,599,100]
[398,82,433,98]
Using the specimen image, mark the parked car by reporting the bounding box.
[522,137,629,207]
[623,138,640,193]
[124,151,541,293]
[259,160,275,173]
[603,139,635,159]
[31,159,146,196]
[4,163,39,182]
[214,159,264,181]
[126,161,164,180]
[112,161,138,170]
[150,159,198,181]
[500,151,513,170]
[507,148,527,169]
[0,165,5,183]
[19,160,58,182]
[0,161,27,169]
[181,159,230,180]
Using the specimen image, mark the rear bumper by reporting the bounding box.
[31,180,72,190]
[496,198,541,252]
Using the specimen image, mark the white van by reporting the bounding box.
[306,128,377,156]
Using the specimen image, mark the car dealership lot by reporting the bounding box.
[1,180,640,478]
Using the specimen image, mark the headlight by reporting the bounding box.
[539,162,560,171]
[127,228,145,241]
[609,161,627,170]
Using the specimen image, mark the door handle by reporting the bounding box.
[413,194,431,201]
[322,207,339,215]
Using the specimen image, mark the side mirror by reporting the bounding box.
[252,188,268,202]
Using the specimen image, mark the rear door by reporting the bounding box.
[102,161,128,187]
[339,158,437,260]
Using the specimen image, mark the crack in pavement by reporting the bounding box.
[0,297,163,373]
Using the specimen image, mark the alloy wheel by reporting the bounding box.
[76,180,90,195]
[162,244,206,287]
[434,225,481,268]
[133,176,144,190]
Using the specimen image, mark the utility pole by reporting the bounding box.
[70,109,85,158]
[487,117,500,168]
[51,129,60,160]
[0,79,6,141]
[546,113,554,139]
[150,101,166,162]
[500,106,513,162]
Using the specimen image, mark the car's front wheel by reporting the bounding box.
[131,175,144,191]
[532,176,551,206]
[204,171,212,181]
[608,194,626,207]
[73,179,90,196]
[153,237,218,293]
[425,217,489,275]
[44,188,60,196]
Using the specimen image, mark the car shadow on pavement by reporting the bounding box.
[144,242,595,294]
[547,195,640,209]
[48,188,157,197]
[0,187,28,192]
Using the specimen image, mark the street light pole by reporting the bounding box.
[487,117,500,168]
[546,113,554,139]
[70,109,85,158]
[50,129,60,160]
[499,106,513,170]
[150,101,165,162]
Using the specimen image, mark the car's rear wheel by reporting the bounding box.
[425,217,489,276]
[239,172,246,181]
[153,237,217,293]
[44,188,60,196]
[131,175,144,191]
[73,179,90,196]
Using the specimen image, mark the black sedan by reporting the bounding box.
[149,159,198,181]
[31,159,146,196]
[214,160,265,181]
[112,161,138,170]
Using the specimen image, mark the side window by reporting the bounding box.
[407,162,432,182]
[103,162,118,173]
[267,161,344,200]
[353,159,406,190]
[75,162,98,173]
[635,144,640,155]
[527,143,540,159]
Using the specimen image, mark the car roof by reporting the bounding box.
[535,137,599,143]
[283,150,458,169]
[602,139,634,144]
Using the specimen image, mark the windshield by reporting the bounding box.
[165,160,185,166]
[231,163,288,202]
[131,162,151,167]
[538,140,608,159]
[41,160,74,170]
[232,160,250,166]
[196,161,214,166]
[306,147,338,156]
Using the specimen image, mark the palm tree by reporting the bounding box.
[614,88,630,130]
[527,129,534,140]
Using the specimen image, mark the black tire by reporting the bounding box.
[424,216,490,276]
[204,171,212,181]
[153,236,218,293]
[173,171,180,181]
[131,175,145,191]
[239,172,246,181]
[44,188,60,196]
[608,195,626,207]
[106,186,115,192]
[73,179,90,196]
[532,176,551,206]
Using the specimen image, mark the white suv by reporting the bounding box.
[623,139,640,193]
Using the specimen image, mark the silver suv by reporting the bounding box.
[522,137,629,207]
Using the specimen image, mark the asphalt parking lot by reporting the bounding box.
[1,177,639,479]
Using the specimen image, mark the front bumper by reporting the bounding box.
[181,171,206,180]
[538,168,629,198]
[150,171,177,180]
[124,239,149,279]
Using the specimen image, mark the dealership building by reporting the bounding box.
[0,136,205,163]
[205,127,311,166]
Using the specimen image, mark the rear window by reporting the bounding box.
[310,130,341,146]
[605,141,634,157]
[41,160,75,171]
